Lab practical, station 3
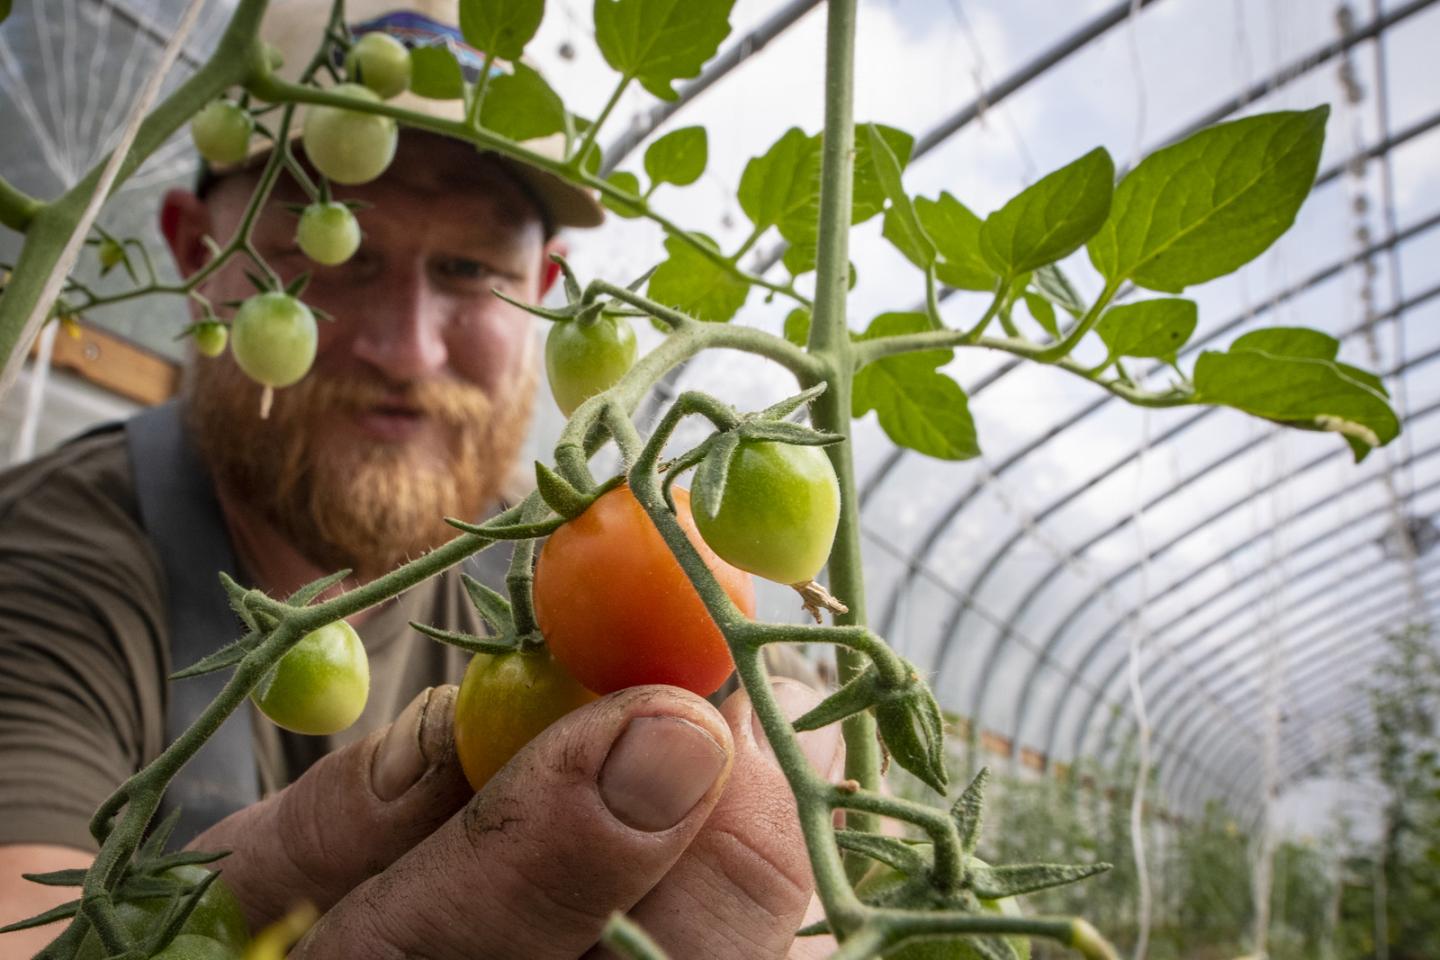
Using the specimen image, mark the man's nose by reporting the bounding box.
[350,262,448,382]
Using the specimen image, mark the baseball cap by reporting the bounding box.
[241,0,603,228]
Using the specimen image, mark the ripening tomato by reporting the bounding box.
[533,485,755,697]
[692,440,840,585]
[453,649,598,791]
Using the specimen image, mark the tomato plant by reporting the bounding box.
[545,314,638,415]
[75,865,248,960]
[191,321,229,358]
[229,291,317,389]
[251,621,370,735]
[300,83,398,185]
[295,201,361,266]
[856,856,1031,960]
[453,648,598,791]
[692,439,840,586]
[533,485,755,697]
[189,100,253,167]
[345,32,412,99]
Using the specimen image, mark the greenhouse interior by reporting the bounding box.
[1,0,1438,958]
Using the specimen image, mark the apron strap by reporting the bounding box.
[124,400,259,847]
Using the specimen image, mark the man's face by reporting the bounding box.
[168,131,559,581]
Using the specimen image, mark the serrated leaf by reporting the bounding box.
[951,767,989,855]
[853,313,979,461]
[1193,348,1399,462]
[647,233,749,322]
[911,193,996,292]
[644,125,707,187]
[868,124,935,269]
[601,171,645,219]
[1095,298,1197,362]
[479,62,566,140]
[969,862,1111,900]
[791,666,880,731]
[980,147,1114,279]
[1088,107,1328,292]
[835,831,928,874]
[1022,292,1059,338]
[594,0,735,100]
[693,432,740,520]
[784,307,810,347]
[410,621,520,656]
[460,573,515,634]
[459,0,544,61]
[410,45,465,99]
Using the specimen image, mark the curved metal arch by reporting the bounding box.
[1082,499,1440,766]
[1066,390,1440,765]
[922,218,1440,698]
[1080,453,1440,794]
[997,336,1440,757]
[1165,596,1439,805]
[976,417,1440,766]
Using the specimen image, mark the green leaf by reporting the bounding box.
[594,0,736,100]
[1088,107,1328,292]
[738,127,819,234]
[0,1,11,25]
[980,147,1114,279]
[644,126,707,187]
[851,124,915,225]
[646,233,750,322]
[875,683,949,794]
[913,193,997,292]
[534,461,589,518]
[409,45,465,99]
[784,307,810,347]
[969,862,1111,899]
[478,63,566,141]
[1032,263,1085,317]
[693,432,740,520]
[867,124,935,268]
[410,622,520,656]
[1193,347,1399,462]
[951,767,989,856]
[1022,292,1059,338]
[791,666,880,731]
[459,0,544,61]
[1231,326,1337,360]
[601,171,645,219]
[460,573,514,635]
[1095,298,1197,362]
[853,313,980,461]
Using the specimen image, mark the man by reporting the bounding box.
[0,2,841,957]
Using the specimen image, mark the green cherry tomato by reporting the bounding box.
[692,440,840,585]
[252,621,370,735]
[544,315,638,416]
[301,83,398,185]
[296,202,361,266]
[190,100,254,167]
[75,866,248,960]
[151,935,240,960]
[453,649,598,791]
[855,857,1031,960]
[193,321,229,358]
[230,292,317,389]
[345,32,412,99]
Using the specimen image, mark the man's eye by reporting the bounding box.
[435,257,494,281]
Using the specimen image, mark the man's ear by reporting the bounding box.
[539,236,568,299]
[160,188,213,278]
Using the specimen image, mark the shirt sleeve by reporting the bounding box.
[0,438,168,852]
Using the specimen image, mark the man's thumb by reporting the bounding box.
[187,685,471,929]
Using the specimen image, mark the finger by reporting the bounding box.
[588,678,844,960]
[187,684,470,928]
[293,685,734,960]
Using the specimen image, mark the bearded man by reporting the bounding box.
[0,3,840,957]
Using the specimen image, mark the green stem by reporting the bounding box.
[1032,278,1120,362]
[959,284,1007,344]
[572,75,630,169]
[802,0,882,877]
[465,51,497,131]
[0,176,42,232]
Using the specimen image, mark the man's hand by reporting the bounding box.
[193,678,843,959]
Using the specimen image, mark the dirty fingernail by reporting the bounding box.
[372,686,455,801]
[600,716,728,832]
